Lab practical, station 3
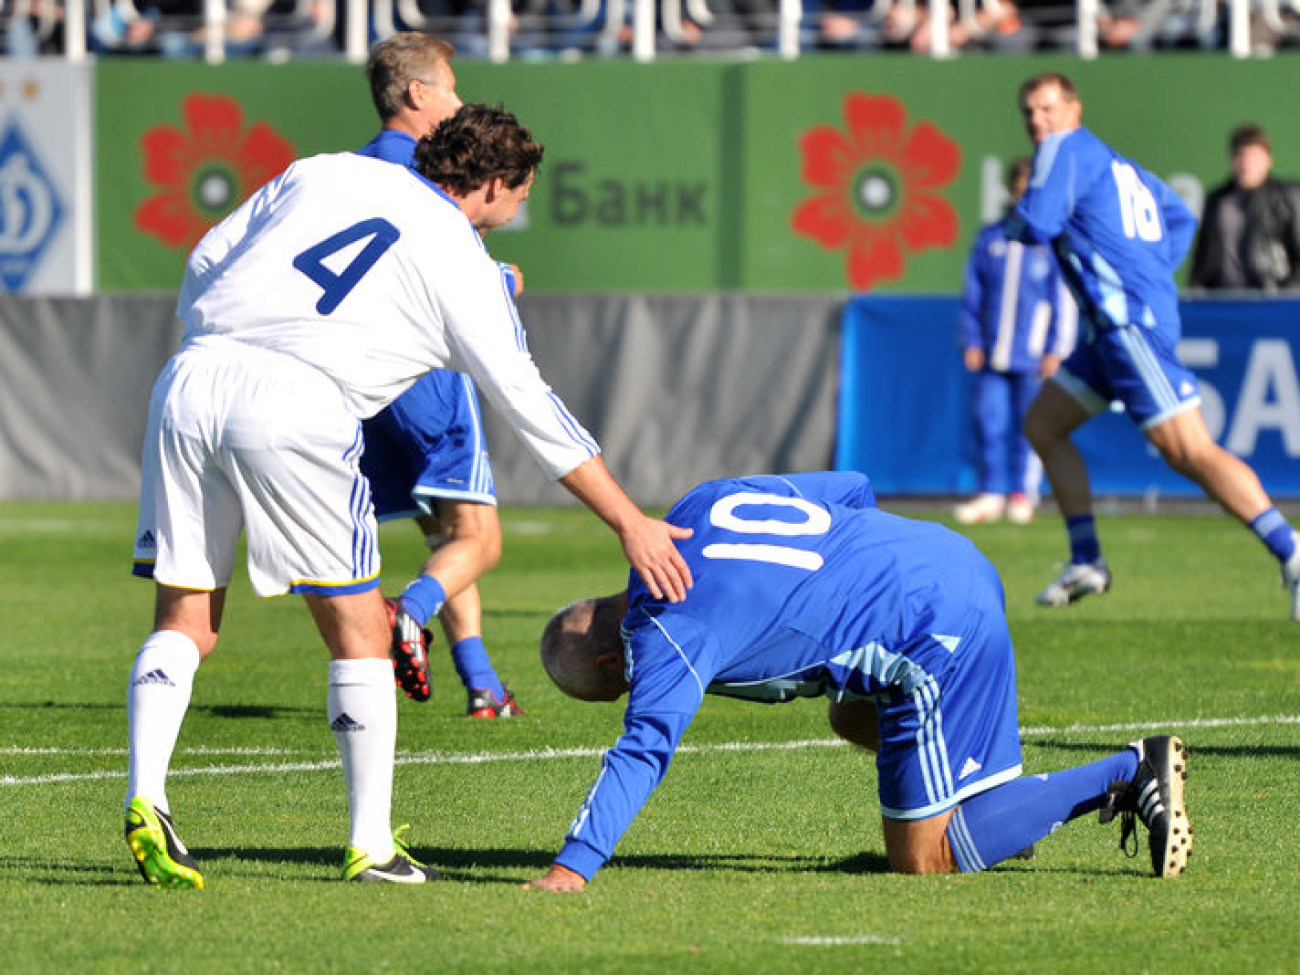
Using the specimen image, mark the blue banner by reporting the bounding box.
[835,297,1300,497]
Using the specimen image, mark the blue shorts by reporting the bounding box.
[361,370,496,521]
[1054,323,1201,430]
[873,560,1024,820]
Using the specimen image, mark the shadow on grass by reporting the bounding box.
[56,845,894,885]
[1026,738,1300,759]
[1,857,134,887]
[0,701,316,720]
[7,848,1136,887]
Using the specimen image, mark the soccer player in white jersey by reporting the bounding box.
[1011,73,1300,617]
[526,472,1191,891]
[124,104,693,888]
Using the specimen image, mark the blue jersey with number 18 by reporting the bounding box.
[1009,126,1196,335]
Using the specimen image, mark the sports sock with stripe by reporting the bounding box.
[1249,508,1296,564]
[946,748,1138,873]
[125,629,201,815]
[329,657,397,861]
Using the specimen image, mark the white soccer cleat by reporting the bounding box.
[1282,532,1300,623]
[1036,558,1111,607]
[953,493,1006,525]
[1005,496,1035,525]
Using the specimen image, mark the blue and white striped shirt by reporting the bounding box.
[960,217,1076,372]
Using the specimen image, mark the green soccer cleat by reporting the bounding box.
[343,827,440,884]
[343,845,440,884]
[124,797,205,890]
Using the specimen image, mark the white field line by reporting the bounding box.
[780,935,903,947]
[3,713,1297,788]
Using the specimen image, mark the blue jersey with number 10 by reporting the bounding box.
[1010,126,1196,336]
[554,471,1009,880]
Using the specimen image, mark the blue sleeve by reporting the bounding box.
[1009,132,1078,245]
[1155,176,1197,268]
[959,229,988,349]
[554,617,715,881]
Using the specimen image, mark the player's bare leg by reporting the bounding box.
[1148,408,1299,619]
[415,507,520,715]
[1145,408,1271,523]
[827,699,879,752]
[416,503,501,605]
[1024,382,1113,606]
[1023,380,1094,520]
[882,811,959,874]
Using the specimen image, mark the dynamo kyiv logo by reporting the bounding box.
[0,119,64,291]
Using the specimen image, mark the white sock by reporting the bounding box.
[125,630,201,815]
[329,658,397,861]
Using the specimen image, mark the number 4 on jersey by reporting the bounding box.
[293,218,401,315]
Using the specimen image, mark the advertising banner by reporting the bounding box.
[95,60,373,289]
[0,61,92,294]
[836,296,1300,497]
[95,55,1300,293]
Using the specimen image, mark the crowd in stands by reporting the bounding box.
[4,0,1300,60]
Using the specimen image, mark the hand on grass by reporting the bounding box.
[523,864,588,892]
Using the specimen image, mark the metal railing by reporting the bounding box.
[2,0,1292,63]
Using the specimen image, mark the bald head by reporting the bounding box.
[540,594,629,702]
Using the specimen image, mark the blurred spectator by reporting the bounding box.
[800,0,887,51]
[1097,0,1221,51]
[980,0,1077,51]
[1190,123,1300,292]
[6,0,65,54]
[91,0,272,57]
[1249,0,1300,54]
[953,156,1076,526]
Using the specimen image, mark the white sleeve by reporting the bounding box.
[437,242,599,480]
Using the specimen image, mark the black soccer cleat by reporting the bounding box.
[1099,735,1192,878]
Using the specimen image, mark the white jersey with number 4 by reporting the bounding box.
[178,151,596,480]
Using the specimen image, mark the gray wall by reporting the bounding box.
[0,293,841,507]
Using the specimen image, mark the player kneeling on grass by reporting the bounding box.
[525,472,1192,892]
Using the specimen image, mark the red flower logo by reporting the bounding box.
[791,93,961,292]
[135,94,296,250]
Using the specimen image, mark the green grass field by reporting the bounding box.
[2,499,1298,973]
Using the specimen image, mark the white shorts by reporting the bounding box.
[133,339,381,597]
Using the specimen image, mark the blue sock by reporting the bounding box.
[1066,514,1101,565]
[1249,508,1296,564]
[450,637,504,699]
[946,749,1138,872]
[398,574,446,628]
